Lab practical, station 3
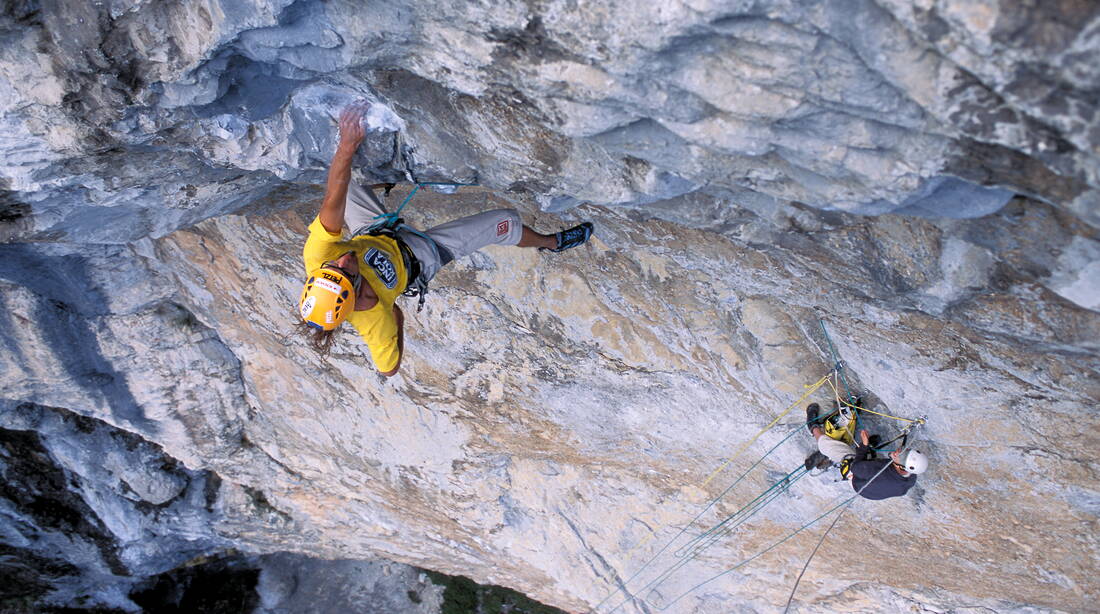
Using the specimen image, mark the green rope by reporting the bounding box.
[604,464,810,614]
[646,468,814,589]
[645,495,858,612]
[591,418,816,614]
[819,318,863,431]
[368,181,478,231]
[650,440,907,612]
[674,466,806,558]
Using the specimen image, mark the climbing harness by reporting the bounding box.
[363,181,477,312]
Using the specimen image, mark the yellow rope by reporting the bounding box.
[827,375,843,413]
[824,377,918,424]
[826,375,846,409]
[699,372,833,489]
[837,399,919,423]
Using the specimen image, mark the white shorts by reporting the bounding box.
[818,436,856,465]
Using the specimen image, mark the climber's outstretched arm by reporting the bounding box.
[318,105,367,233]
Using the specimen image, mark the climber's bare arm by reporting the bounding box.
[318,106,367,233]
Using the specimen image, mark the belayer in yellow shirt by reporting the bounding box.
[298,104,593,376]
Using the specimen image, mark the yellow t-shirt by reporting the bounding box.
[302,217,408,371]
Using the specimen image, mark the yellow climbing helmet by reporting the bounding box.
[299,266,356,330]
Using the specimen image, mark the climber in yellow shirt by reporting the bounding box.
[297,104,593,376]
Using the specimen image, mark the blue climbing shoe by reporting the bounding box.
[545,222,593,253]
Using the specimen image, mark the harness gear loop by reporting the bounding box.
[838,432,879,479]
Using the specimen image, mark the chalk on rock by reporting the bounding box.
[292,85,405,134]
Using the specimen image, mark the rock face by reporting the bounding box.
[0,1,1098,613]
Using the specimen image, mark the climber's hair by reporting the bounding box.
[294,317,338,356]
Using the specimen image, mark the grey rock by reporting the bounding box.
[887,176,1016,219]
[0,1,1099,614]
[3,0,1099,239]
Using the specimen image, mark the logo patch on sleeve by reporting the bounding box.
[496,220,510,236]
[364,248,398,289]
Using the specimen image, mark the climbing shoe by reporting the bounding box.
[804,450,830,471]
[805,403,822,435]
[544,222,593,253]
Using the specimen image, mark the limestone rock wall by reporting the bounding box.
[1,1,1099,612]
[4,0,1100,241]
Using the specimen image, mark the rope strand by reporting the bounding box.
[781,499,850,613]
[590,373,835,613]
[603,466,811,614]
[588,343,926,613]
[701,372,833,488]
[366,181,478,231]
[650,455,901,612]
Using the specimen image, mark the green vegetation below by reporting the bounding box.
[424,570,568,614]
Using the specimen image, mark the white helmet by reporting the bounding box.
[900,449,928,474]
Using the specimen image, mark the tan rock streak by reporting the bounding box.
[147,184,1100,612]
